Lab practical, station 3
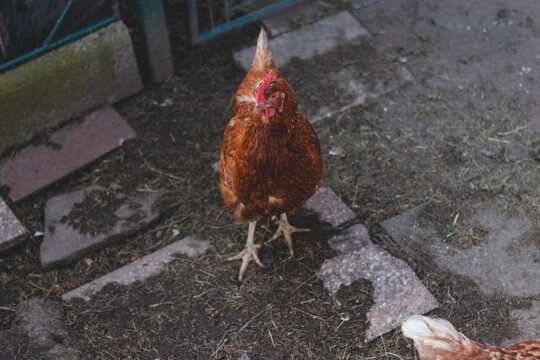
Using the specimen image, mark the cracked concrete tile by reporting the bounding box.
[40,185,166,270]
[62,236,213,302]
[319,224,438,342]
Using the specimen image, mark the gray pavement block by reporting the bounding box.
[0,198,27,252]
[0,105,136,202]
[319,224,438,342]
[304,187,356,227]
[62,236,212,302]
[262,2,319,37]
[233,11,370,72]
[40,185,165,270]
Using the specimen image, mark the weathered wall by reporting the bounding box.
[0,21,142,155]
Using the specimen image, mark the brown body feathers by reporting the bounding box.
[219,29,323,223]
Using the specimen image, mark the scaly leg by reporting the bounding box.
[227,221,264,282]
[267,213,310,257]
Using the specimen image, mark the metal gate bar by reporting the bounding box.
[186,0,306,44]
[0,0,119,72]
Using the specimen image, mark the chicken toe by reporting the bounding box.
[227,221,264,282]
[267,213,310,256]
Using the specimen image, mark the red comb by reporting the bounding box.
[256,70,274,104]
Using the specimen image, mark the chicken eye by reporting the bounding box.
[271,93,277,99]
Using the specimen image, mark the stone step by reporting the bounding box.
[0,105,136,202]
[319,224,438,342]
[0,198,27,252]
[233,11,370,72]
[62,236,212,302]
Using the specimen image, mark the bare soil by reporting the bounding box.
[1,0,539,359]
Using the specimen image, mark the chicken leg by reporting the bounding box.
[227,221,264,282]
[267,213,310,256]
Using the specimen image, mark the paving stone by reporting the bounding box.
[211,160,220,172]
[262,2,319,37]
[40,185,165,271]
[319,224,438,342]
[0,198,27,252]
[304,187,356,227]
[0,105,136,202]
[233,11,370,72]
[62,236,213,302]
[0,298,82,360]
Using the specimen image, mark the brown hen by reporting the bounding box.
[402,315,540,360]
[219,29,323,282]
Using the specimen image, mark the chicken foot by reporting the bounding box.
[267,213,310,256]
[227,221,264,282]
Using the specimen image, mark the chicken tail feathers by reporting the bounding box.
[252,28,273,72]
[402,316,473,360]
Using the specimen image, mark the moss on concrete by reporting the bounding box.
[0,21,142,155]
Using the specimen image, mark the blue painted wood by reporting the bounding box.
[43,0,75,47]
[0,0,120,72]
[0,16,117,72]
[187,0,306,44]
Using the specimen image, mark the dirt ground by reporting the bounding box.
[1,0,539,359]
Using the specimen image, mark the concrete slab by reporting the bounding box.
[262,2,320,37]
[62,236,212,302]
[40,185,164,270]
[304,187,356,227]
[319,224,438,342]
[381,202,540,297]
[0,105,136,202]
[0,198,27,252]
[233,11,370,72]
[0,21,142,155]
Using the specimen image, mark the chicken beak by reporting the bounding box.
[253,102,264,116]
